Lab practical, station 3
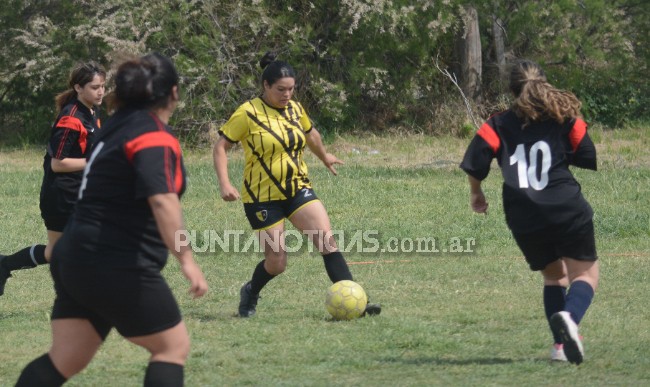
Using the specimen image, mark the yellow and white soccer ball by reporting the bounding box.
[326,280,368,320]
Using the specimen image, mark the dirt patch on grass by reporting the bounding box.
[326,133,469,170]
[0,149,42,173]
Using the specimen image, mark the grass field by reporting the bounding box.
[1,127,649,386]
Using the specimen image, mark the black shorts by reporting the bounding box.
[50,260,182,339]
[244,188,319,230]
[40,183,77,232]
[513,220,598,271]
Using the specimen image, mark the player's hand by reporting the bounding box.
[470,191,488,214]
[181,260,208,299]
[220,183,240,201]
[322,153,344,175]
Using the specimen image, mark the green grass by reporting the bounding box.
[1,127,649,386]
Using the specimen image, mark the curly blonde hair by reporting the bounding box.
[509,60,582,126]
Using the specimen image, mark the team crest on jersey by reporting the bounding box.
[256,210,268,222]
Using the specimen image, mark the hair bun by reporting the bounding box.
[259,51,277,69]
[115,61,154,105]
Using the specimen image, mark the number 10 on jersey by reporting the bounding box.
[509,141,551,190]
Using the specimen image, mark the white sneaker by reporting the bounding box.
[550,311,584,365]
[551,343,568,361]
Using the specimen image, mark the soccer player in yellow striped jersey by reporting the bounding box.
[214,52,380,318]
[219,96,314,203]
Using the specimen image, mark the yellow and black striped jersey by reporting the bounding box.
[219,97,314,203]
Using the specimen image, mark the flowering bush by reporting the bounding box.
[1,0,647,145]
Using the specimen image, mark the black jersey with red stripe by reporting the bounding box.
[460,109,597,234]
[60,108,186,269]
[42,99,101,197]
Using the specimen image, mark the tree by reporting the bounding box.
[0,0,647,146]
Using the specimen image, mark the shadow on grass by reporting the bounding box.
[184,310,237,322]
[380,356,518,366]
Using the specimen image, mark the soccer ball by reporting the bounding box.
[325,280,368,320]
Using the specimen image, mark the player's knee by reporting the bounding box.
[263,251,286,275]
[265,260,286,275]
[175,335,191,361]
[154,334,190,364]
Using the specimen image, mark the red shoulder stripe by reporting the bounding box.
[476,122,500,154]
[54,115,89,156]
[124,131,183,193]
[568,118,587,152]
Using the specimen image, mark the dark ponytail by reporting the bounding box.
[54,61,106,112]
[107,52,179,112]
[260,51,295,86]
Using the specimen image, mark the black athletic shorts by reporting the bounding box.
[39,182,77,232]
[50,260,182,339]
[243,188,319,230]
[512,220,598,271]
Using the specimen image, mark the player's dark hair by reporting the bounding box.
[55,61,106,112]
[260,51,295,86]
[107,52,179,112]
[510,59,582,126]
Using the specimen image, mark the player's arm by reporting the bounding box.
[467,175,488,214]
[51,157,86,173]
[305,127,343,176]
[567,119,597,171]
[127,131,207,298]
[148,193,208,298]
[460,123,498,215]
[212,135,240,201]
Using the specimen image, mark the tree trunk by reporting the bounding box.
[492,15,507,91]
[457,6,482,101]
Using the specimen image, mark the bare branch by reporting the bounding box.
[434,54,480,130]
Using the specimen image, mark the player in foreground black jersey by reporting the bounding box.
[213,52,380,318]
[15,53,208,387]
[0,62,105,296]
[460,59,599,365]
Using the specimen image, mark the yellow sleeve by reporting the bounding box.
[297,102,313,133]
[219,105,249,143]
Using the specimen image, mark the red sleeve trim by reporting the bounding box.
[124,131,183,193]
[476,122,500,154]
[568,118,587,152]
[54,115,89,156]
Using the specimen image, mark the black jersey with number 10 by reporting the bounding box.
[460,110,597,235]
[59,109,186,269]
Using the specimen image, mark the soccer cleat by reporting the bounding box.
[551,343,568,362]
[550,311,584,365]
[363,302,382,317]
[0,255,10,296]
[238,281,259,318]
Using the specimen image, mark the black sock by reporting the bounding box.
[544,285,567,344]
[249,260,276,295]
[322,251,353,283]
[15,353,66,387]
[565,280,595,324]
[144,361,184,387]
[1,245,47,271]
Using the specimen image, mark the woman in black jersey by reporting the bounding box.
[214,52,380,318]
[15,53,208,387]
[460,59,599,365]
[0,62,105,296]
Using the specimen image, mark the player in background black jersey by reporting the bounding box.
[0,62,105,296]
[15,53,208,387]
[213,52,380,318]
[460,60,599,365]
